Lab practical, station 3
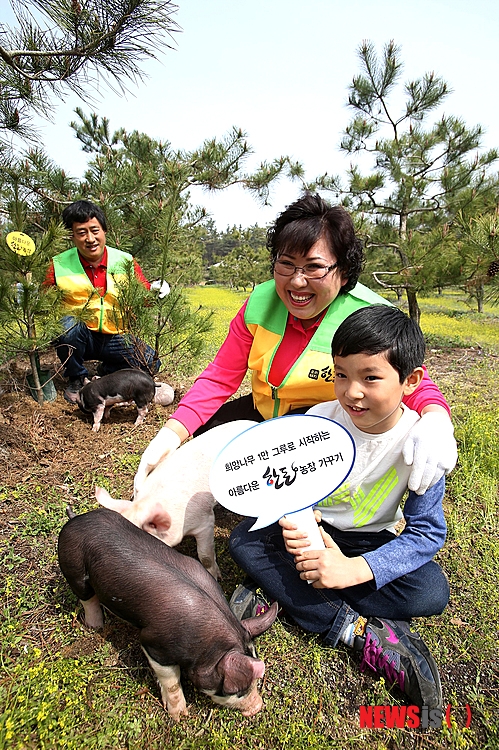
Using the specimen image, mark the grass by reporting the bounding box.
[383,290,499,351]
[185,286,250,361]
[1,287,498,749]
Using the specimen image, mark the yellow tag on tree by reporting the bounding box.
[6,231,36,256]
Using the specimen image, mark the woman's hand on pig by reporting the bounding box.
[133,419,188,497]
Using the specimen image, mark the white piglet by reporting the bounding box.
[96,420,257,579]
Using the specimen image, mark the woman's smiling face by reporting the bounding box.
[273,236,347,328]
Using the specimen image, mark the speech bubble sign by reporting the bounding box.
[209,414,355,531]
[6,231,36,256]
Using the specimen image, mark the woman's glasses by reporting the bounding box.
[274,259,338,279]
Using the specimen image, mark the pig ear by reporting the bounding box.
[241,601,279,638]
[95,486,132,514]
[141,504,171,535]
[220,652,265,695]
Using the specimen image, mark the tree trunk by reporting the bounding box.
[397,216,421,323]
[29,350,45,405]
[405,287,421,325]
[477,281,484,313]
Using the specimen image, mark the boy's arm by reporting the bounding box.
[359,476,447,589]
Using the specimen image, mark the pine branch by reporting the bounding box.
[0,0,180,147]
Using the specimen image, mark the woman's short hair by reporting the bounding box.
[267,193,364,294]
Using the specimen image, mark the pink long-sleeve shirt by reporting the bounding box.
[172,300,450,436]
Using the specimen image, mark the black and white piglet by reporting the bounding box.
[57,508,277,720]
[76,369,172,432]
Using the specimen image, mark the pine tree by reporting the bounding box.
[68,111,292,363]
[0,0,180,155]
[452,209,499,312]
[0,214,66,403]
[209,226,270,290]
[317,40,498,322]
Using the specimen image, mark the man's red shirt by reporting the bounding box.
[43,248,150,294]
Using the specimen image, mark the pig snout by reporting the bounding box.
[208,678,264,716]
[238,681,264,717]
[201,646,268,716]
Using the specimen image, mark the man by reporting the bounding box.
[45,200,159,403]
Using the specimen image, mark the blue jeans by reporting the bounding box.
[54,317,159,379]
[229,511,449,648]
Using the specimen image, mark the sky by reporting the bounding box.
[2,0,499,230]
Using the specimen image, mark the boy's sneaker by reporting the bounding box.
[353,616,442,709]
[63,375,86,404]
[229,582,274,620]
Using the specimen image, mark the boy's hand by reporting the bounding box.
[279,510,323,556]
[293,525,374,589]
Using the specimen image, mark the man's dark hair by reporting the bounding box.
[267,193,364,294]
[62,201,108,232]
[331,305,426,382]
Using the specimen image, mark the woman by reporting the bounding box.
[134,194,456,495]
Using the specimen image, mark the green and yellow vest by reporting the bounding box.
[53,246,133,334]
[244,279,389,419]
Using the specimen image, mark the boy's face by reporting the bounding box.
[333,351,423,434]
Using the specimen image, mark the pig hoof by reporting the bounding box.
[91,425,101,432]
[168,706,189,721]
[200,558,221,580]
[209,565,221,581]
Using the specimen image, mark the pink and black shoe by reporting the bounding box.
[353,616,442,709]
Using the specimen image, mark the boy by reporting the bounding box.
[229,305,449,709]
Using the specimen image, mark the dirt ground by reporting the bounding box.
[0,350,190,492]
[0,344,488,491]
[1,343,489,569]
[0,343,490,591]
[0,342,492,508]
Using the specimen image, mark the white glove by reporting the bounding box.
[402,412,458,495]
[150,279,170,298]
[133,426,181,498]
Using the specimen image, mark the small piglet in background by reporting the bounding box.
[58,508,277,720]
[96,420,257,579]
[76,369,174,432]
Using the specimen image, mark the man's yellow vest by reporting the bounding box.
[53,246,133,334]
[244,280,390,419]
